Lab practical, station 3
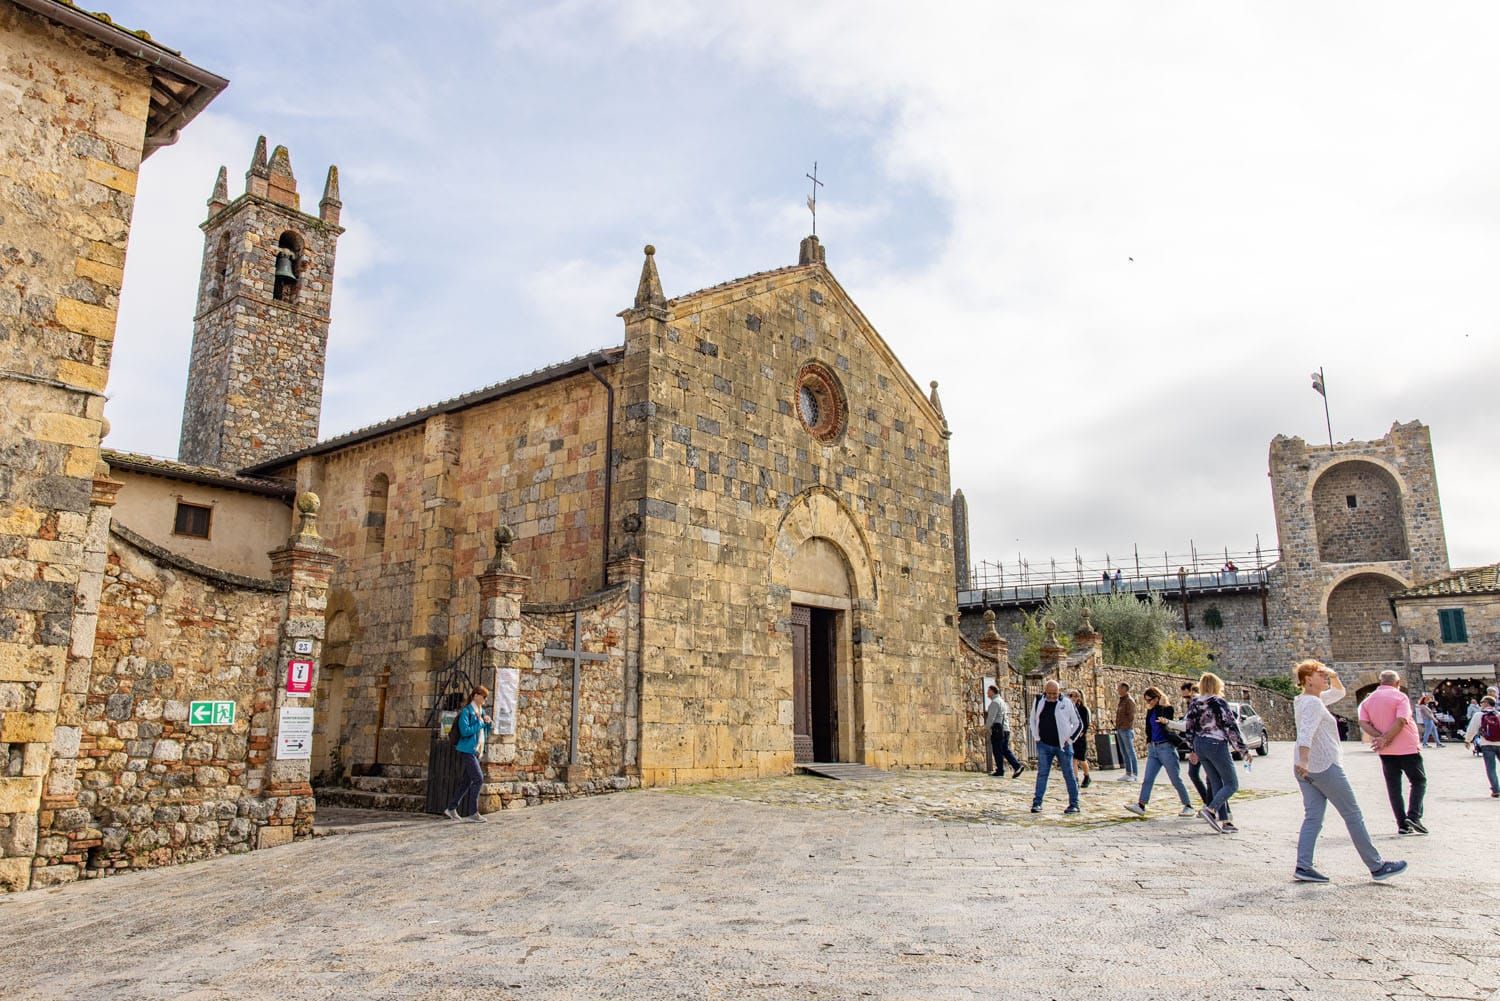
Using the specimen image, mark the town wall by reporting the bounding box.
[30,525,307,885]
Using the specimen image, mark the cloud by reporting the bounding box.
[104,2,1499,573]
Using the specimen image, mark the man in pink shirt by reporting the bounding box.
[1358,671,1428,835]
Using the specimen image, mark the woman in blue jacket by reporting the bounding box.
[444,686,492,822]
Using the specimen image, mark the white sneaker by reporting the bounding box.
[443,808,460,821]
[1124,802,1146,817]
[1117,773,1135,782]
[463,813,486,823]
[1178,806,1196,817]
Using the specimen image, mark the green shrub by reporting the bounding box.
[1256,675,1299,699]
[1159,633,1214,676]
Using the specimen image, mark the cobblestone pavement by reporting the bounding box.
[3,747,1498,1001]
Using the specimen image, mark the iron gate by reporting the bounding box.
[424,640,483,814]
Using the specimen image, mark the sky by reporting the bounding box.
[104,1,1498,574]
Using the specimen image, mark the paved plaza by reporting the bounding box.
[3,746,1498,1001]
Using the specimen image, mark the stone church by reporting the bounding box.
[136,142,976,796]
[2,2,998,890]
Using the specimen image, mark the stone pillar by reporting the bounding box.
[607,529,646,778]
[476,527,529,812]
[407,414,462,730]
[260,493,336,848]
[27,463,121,886]
[978,609,1009,665]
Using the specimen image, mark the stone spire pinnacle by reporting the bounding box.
[246,135,270,198]
[930,380,953,440]
[266,144,299,210]
[207,165,229,215]
[319,165,342,226]
[798,234,826,266]
[634,244,665,310]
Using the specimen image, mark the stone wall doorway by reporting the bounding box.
[312,664,347,782]
[792,605,839,762]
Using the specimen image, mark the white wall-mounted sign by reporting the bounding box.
[492,667,519,736]
[293,638,314,656]
[276,707,315,760]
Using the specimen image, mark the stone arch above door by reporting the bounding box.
[769,485,877,604]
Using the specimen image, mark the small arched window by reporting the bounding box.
[273,230,303,303]
[365,473,389,555]
[213,232,232,302]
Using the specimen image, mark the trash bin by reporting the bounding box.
[1094,732,1119,770]
[424,731,463,814]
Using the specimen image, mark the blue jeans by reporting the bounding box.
[446,751,483,817]
[1482,746,1500,794]
[1421,719,1441,745]
[1297,763,1382,873]
[1139,742,1193,809]
[1115,729,1139,776]
[1032,742,1080,809]
[1194,736,1239,815]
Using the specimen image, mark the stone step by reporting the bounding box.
[795,762,893,782]
[348,775,425,795]
[314,787,428,814]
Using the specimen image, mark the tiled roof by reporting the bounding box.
[1395,564,1500,600]
[666,264,813,307]
[240,347,624,474]
[103,449,295,498]
[16,1,227,156]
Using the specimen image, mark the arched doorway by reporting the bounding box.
[769,487,878,766]
[788,538,852,763]
[1326,573,1404,663]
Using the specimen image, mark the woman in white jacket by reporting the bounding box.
[1292,660,1407,884]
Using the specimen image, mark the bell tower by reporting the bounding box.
[178,136,343,470]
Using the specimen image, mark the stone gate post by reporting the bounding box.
[260,493,336,848]
[477,526,530,811]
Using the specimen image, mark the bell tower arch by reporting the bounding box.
[178,136,344,470]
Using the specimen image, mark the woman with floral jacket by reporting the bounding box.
[1184,672,1251,833]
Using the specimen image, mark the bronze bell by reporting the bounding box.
[274,248,297,280]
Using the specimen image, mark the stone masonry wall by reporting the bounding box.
[473,584,635,811]
[278,369,613,778]
[1312,461,1408,564]
[1396,593,1500,671]
[0,6,155,892]
[617,251,961,784]
[31,528,289,884]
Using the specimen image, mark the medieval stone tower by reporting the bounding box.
[1268,420,1450,687]
[178,137,342,470]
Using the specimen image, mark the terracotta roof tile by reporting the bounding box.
[103,449,295,498]
[1395,564,1500,599]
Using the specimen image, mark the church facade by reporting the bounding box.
[165,146,978,792]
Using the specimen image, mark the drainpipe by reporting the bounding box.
[588,363,615,591]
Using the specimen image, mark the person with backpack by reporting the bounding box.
[443,685,493,823]
[1463,695,1500,798]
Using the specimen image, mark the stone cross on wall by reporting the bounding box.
[543,612,608,774]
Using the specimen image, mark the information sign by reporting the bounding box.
[189,700,236,726]
[286,659,314,696]
[276,707,315,760]
[492,667,519,735]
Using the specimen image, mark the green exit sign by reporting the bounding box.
[189,700,236,726]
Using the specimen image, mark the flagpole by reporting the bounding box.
[1311,366,1333,449]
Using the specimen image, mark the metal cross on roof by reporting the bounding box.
[805,161,824,236]
[543,611,609,767]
